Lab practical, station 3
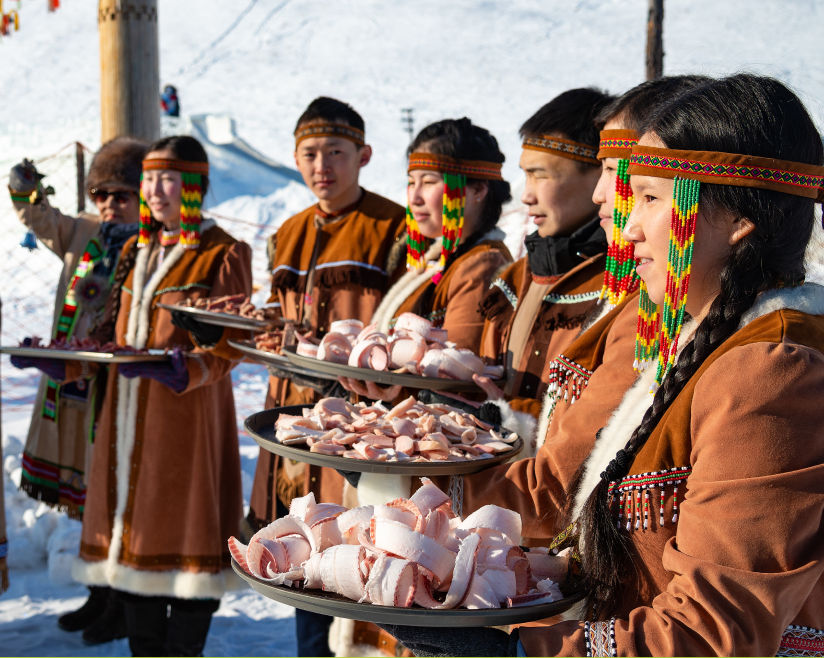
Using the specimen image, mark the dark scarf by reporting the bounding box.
[523,216,606,279]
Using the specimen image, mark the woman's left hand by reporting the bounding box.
[472,373,505,400]
[338,376,402,402]
[118,348,189,393]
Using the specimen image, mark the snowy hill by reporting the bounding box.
[1,0,822,655]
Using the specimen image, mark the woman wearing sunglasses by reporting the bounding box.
[7,136,148,645]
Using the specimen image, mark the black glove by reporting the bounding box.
[376,624,519,657]
[171,310,224,347]
[264,364,350,397]
[336,469,361,488]
[416,390,476,414]
[9,159,44,194]
[479,400,503,427]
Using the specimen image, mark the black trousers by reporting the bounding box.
[118,591,220,657]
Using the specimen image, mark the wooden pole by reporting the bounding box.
[75,143,86,214]
[98,0,160,144]
[645,0,664,81]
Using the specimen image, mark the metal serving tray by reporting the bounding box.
[244,405,523,475]
[155,302,288,331]
[0,346,170,363]
[228,340,339,381]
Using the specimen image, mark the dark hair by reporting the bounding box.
[407,117,512,243]
[594,75,711,133]
[520,87,614,171]
[147,134,210,196]
[577,73,824,615]
[87,136,149,195]
[295,96,365,135]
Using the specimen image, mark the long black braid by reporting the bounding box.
[575,73,823,615]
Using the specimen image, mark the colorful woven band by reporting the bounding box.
[597,129,639,160]
[294,122,365,147]
[522,135,599,165]
[142,158,210,175]
[628,145,824,200]
[408,152,504,181]
[8,188,35,204]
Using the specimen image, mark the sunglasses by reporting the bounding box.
[91,189,135,204]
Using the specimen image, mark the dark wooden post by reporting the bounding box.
[646,0,664,80]
[98,0,160,143]
[75,142,86,214]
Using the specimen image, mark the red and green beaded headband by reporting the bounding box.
[407,152,504,181]
[142,158,210,175]
[522,135,599,165]
[597,129,639,160]
[294,122,365,147]
[628,145,824,200]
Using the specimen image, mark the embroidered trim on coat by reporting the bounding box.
[447,474,464,519]
[153,283,211,297]
[584,619,617,657]
[777,625,824,657]
[189,354,209,389]
[609,466,692,530]
[272,260,388,277]
[490,277,519,310]
[544,291,602,304]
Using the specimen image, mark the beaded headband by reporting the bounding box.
[597,129,639,160]
[139,158,207,250]
[407,152,504,181]
[628,146,824,200]
[294,122,365,147]
[522,135,599,165]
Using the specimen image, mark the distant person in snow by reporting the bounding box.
[161,84,179,117]
[7,137,148,644]
[248,96,407,657]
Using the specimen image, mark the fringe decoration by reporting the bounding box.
[406,206,426,272]
[600,158,639,307]
[439,172,466,270]
[544,354,593,421]
[607,466,692,531]
[137,172,152,248]
[633,281,659,372]
[180,172,203,250]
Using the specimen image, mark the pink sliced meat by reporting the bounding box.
[337,506,374,544]
[330,319,364,338]
[419,349,444,377]
[426,327,448,342]
[394,313,432,337]
[309,442,346,455]
[384,396,417,420]
[413,572,442,609]
[434,531,480,609]
[319,544,367,600]
[317,332,352,364]
[364,554,418,607]
[462,572,500,609]
[410,478,451,516]
[525,552,568,584]
[295,333,319,358]
[423,509,451,545]
[478,568,517,604]
[394,435,415,456]
[370,518,456,583]
[352,441,388,460]
[247,516,316,583]
[386,498,426,533]
[228,537,250,574]
[460,506,521,545]
[358,433,395,448]
[389,334,426,369]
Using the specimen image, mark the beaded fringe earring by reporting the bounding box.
[180,171,203,250]
[439,172,466,269]
[634,175,700,391]
[406,206,426,272]
[137,173,153,249]
[601,158,640,307]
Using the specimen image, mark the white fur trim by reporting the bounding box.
[534,386,555,454]
[489,399,539,459]
[805,205,824,286]
[740,283,824,328]
[356,473,412,507]
[371,228,507,334]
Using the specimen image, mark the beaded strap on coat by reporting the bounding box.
[544,354,593,423]
[584,619,617,657]
[777,625,824,657]
[608,466,692,530]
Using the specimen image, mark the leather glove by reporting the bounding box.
[336,470,361,488]
[171,310,224,347]
[376,624,520,657]
[117,348,190,393]
[478,400,504,427]
[9,159,44,194]
[10,338,66,381]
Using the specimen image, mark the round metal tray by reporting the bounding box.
[229,340,338,381]
[156,303,288,331]
[0,346,169,363]
[282,345,488,392]
[245,405,523,475]
[233,559,583,626]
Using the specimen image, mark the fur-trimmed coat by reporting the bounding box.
[12,196,103,518]
[517,283,824,656]
[72,222,252,599]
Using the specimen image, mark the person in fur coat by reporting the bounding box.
[7,136,148,644]
[382,73,824,658]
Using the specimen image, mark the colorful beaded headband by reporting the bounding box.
[628,146,824,200]
[139,158,208,250]
[522,135,599,165]
[597,129,639,160]
[407,152,504,181]
[294,122,365,147]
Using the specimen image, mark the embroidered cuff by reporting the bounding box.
[584,619,617,657]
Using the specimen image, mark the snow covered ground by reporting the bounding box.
[1,0,822,655]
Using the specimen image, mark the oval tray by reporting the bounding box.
[156,303,289,331]
[228,340,338,381]
[0,346,169,363]
[282,345,487,392]
[232,559,583,626]
[245,405,523,475]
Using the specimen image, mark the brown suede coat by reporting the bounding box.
[73,224,251,598]
[521,300,824,656]
[249,191,406,525]
[480,253,606,407]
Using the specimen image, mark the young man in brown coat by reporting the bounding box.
[247,97,407,657]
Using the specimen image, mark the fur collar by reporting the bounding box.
[572,282,824,520]
[371,228,506,334]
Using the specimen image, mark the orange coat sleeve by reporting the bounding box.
[520,338,824,656]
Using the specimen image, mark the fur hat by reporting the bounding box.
[86,136,149,194]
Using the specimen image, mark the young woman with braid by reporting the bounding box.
[382,73,824,657]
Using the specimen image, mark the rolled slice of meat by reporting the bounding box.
[348,338,389,371]
[319,544,368,601]
[228,537,250,575]
[419,349,444,378]
[247,516,316,583]
[478,568,517,604]
[370,517,456,583]
[438,348,485,381]
[459,506,521,545]
[525,551,568,585]
[462,572,500,609]
[389,334,426,370]
[410,477,451,516]
[318,332,353,364]
[394,313,432,337]
[330,319,364,339]
[364,553,418,607]
[337,506,374,544]
[433,531,481,609]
